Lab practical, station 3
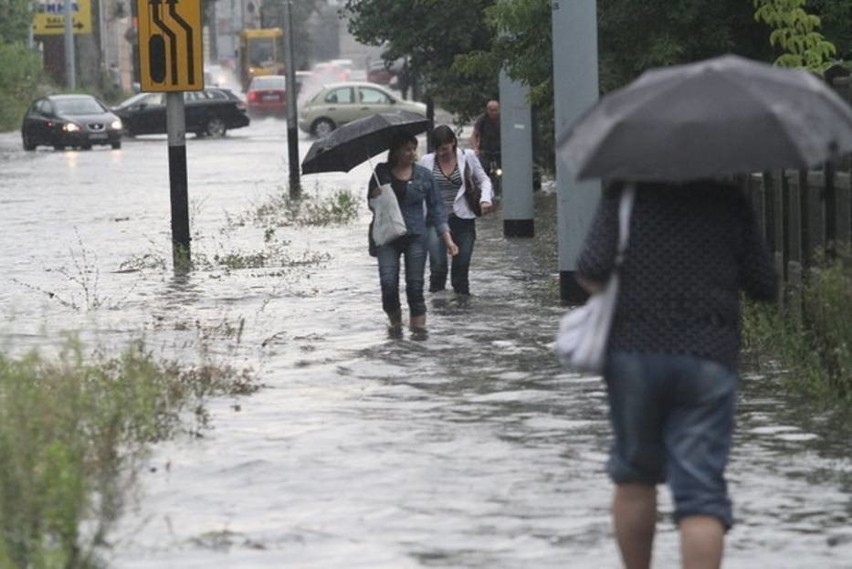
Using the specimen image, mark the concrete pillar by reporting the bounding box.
[552,0,601,304]
[499,69,535,238]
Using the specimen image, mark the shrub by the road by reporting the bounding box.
[0,41,45,132]
[0,339,258,568]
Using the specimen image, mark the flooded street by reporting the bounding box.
[0,120,849,568]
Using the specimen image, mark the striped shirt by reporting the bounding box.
[431,160,461,217]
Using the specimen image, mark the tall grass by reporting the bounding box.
[743,253,851,405]
[0,339,258,568]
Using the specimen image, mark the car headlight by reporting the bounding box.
[63,123,80,132]
[110,119,123,130]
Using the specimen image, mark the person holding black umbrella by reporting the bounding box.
[555,54,852,569]
[369,132,458,338]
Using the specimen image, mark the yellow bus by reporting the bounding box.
[239,28,285,91]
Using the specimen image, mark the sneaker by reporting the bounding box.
[387,324,404,340]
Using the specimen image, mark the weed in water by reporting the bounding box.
[743,250,851,406]
[251,188,360,228]
[13,229,137,311]
[0,338,259,568]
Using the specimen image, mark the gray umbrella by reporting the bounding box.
[558,54,852,182]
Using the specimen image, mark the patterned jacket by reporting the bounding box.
[576,181,777,370]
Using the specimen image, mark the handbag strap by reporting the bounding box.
[614,184,636,267]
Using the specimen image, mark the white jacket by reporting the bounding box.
[419,148,493,219]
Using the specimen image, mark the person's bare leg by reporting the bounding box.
[409,314,426,329]
[679,515,724,569]
[613,483,657,569]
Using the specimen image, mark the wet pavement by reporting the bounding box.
[0,120,850,568]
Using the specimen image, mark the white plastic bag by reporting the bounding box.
[369,183,407,246]
[554,184,635,374]
[555,274,620,373]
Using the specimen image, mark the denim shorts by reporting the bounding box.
[603,352,738,529]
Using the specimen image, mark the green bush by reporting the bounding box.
[743,253,852,405]
[0,339,258,568]
[0,41,47,132]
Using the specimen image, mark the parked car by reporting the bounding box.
[298,81,426,137]
[112,88,250,137]
[246,74,287,118]
[21,94,123,151]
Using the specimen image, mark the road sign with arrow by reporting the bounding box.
[32,0,92,35]
[137,0,203,92]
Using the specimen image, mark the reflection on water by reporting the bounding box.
[0,127,849,568]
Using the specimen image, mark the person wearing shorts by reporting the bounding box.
[575,180,777,569]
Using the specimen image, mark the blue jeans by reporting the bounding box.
[376,234,428,318]
[603,352,739,529]
[427,215,476,295]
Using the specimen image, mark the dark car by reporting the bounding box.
[113,88,250,138]
[21,94,123,151]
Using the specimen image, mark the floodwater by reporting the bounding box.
[0,120,850,568]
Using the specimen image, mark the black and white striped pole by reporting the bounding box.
[137,0,202,273]
[284,0,301,197]
[166,92,191,271]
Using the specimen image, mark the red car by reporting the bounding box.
[246,75,287,118]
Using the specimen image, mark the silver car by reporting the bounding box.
[298,81,427,137]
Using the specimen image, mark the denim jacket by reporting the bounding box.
[368,163,450,237]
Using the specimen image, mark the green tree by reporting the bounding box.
[598,0,771,92]
[341,0,773,168]
[342,0,498,121]
[809,0,852,58]
[0,41,45,131]
[0,0,46,131]
[0,0,33,44]
[753,0,837,69]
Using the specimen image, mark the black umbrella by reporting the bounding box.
[558,54,852,182]
[301,110,431,175]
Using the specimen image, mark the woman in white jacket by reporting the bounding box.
[418,125,493,296]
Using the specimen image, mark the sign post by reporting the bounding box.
[32,0,92,35]
[136,0,203,271]
[284,0,300,197]
[137,0,203,92]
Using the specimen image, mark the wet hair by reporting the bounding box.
[388,132,418,167]
[430,124,457,152]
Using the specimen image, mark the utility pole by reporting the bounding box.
[63,0,76,89]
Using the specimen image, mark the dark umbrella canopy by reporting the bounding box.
[558,54,852,182]
[301,110,431,175]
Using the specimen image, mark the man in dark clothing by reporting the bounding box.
[576,180,777,569]
[470,99,501,173]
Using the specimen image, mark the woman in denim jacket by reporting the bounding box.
[368,133,458,336]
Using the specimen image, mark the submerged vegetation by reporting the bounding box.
[0,173,361,566]
[0,339,258,568]
[531,183,850,408]
[251,188,361,228]
[743,253,852,406]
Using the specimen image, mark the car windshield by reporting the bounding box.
[252,76,285,89]
[54,97,105,115]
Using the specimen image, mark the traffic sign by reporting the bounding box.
[32,0,92,36]
[137,0,203,92]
